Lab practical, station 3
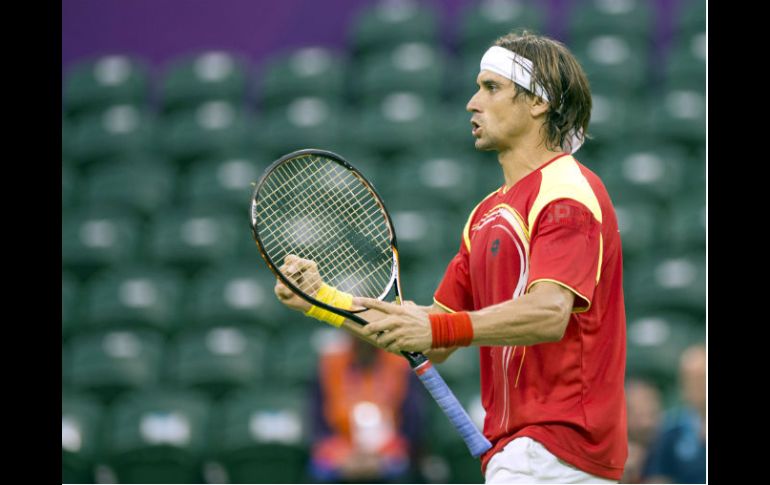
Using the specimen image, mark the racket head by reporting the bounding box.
[250,148,400,316]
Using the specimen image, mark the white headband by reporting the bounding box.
[479,46,584,154]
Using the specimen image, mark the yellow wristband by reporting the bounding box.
[304,284,353,327]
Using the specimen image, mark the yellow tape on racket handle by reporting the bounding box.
[305,284,353,327]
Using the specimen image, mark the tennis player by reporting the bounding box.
[276,30,627,484]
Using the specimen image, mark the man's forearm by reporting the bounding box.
[470,286,573,346]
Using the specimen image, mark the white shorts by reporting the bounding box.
[485,437,618,484]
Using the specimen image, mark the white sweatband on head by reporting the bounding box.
[479,46,584,154]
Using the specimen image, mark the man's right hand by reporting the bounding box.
[273,254,321,313]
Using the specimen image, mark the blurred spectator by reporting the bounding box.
[621,378,663,483]
[642,344,706,483]
[308,334,424,483]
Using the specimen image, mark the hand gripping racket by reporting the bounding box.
[249,148,491,458]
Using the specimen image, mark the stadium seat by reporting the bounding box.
[667,187,706,252]
[388,148,481,212]
[269,327,343,387]
[184,260,286,330]
[146,207,244,273]
[568,0,654,42]
[399,259,450,306]
[103,388,211,484]
[211,385,310,484]
[624,251,706,319]
[571,34,651,96]
[352,92,439,155]
[356,42,447,103]
[66,329,165,403]
[83,155,176,217]
[62,273,81,339]
[457,0,546,58]
[64,55,150,119]
[62,392,105,484]
[166,325,268,399]
[647,82,706,149]
[160,51,249,114]
[257,96,347,159]
[161,100,255,164]
[63,116,74,159]
[596,142,689,209]
[612,199,664,263]
[388,207,460,268]
[677,0,706,34]
[62,162,77,209]
[664,32,706,93]
[181,155,265,213]
[349,0,439,58]
[70,104,157,166]
[83,265,185,334]
[62,205,143,279]
[259,46,347,109]
[626,311,704,392]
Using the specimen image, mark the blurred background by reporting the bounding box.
[62,0,706,483]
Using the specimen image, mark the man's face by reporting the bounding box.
[466,70,532,152]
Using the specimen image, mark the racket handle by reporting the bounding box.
[414,362,492,458]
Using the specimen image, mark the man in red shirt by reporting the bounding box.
[276,30,627,483]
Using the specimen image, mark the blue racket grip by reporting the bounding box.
[415,362,492,458]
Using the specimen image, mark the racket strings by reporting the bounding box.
[254,154,393,298]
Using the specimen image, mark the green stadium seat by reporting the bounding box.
[349,0,439,57]
[581,93,651,155]
[647,85,706,150]
[160,51,249,114]
[572,34,651,95]
[356,42,446,103]
[212,385,310,484]
[104,389,211,484]
[66,329,165,402]
[388,148,481,211]
[161,100,255,164]
[667,188,706,252]
[147,207,244,272]
[184,260,287,330]
[62,206,143,278]
[257,96,347,159]
[353,92,439,155]
[664,32,706,93]
[677,0,706,34]
[62,392,105,484]
[399,260,447,306]
[70,104,157,165]
[626,311,704,392]
[63,273,81,339]
[269,327,342,387]
[569,0,655,41]
[259,47,347,109]
[63,116,74,159]
[166,325,268,399]
[388,209,458,268]
[613,200,664,262]
[83,265,185,334]
[597,142,689,209]
[64,55,150,119]
[62,163,77,208]
[624,251,706,319]
[457,0,546,58]
[181,155,265,213]
[83,155,175,216]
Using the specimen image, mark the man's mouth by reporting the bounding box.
[471,120,481,136]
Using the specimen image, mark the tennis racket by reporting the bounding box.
[249,148,491,458]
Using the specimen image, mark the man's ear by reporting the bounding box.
[530,96,550,118]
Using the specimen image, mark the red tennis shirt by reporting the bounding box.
[434,153,628,480]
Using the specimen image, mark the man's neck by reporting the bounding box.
[498,144,565,189]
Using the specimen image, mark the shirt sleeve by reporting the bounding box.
[433,241,474,312]
[526,198,601,312]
